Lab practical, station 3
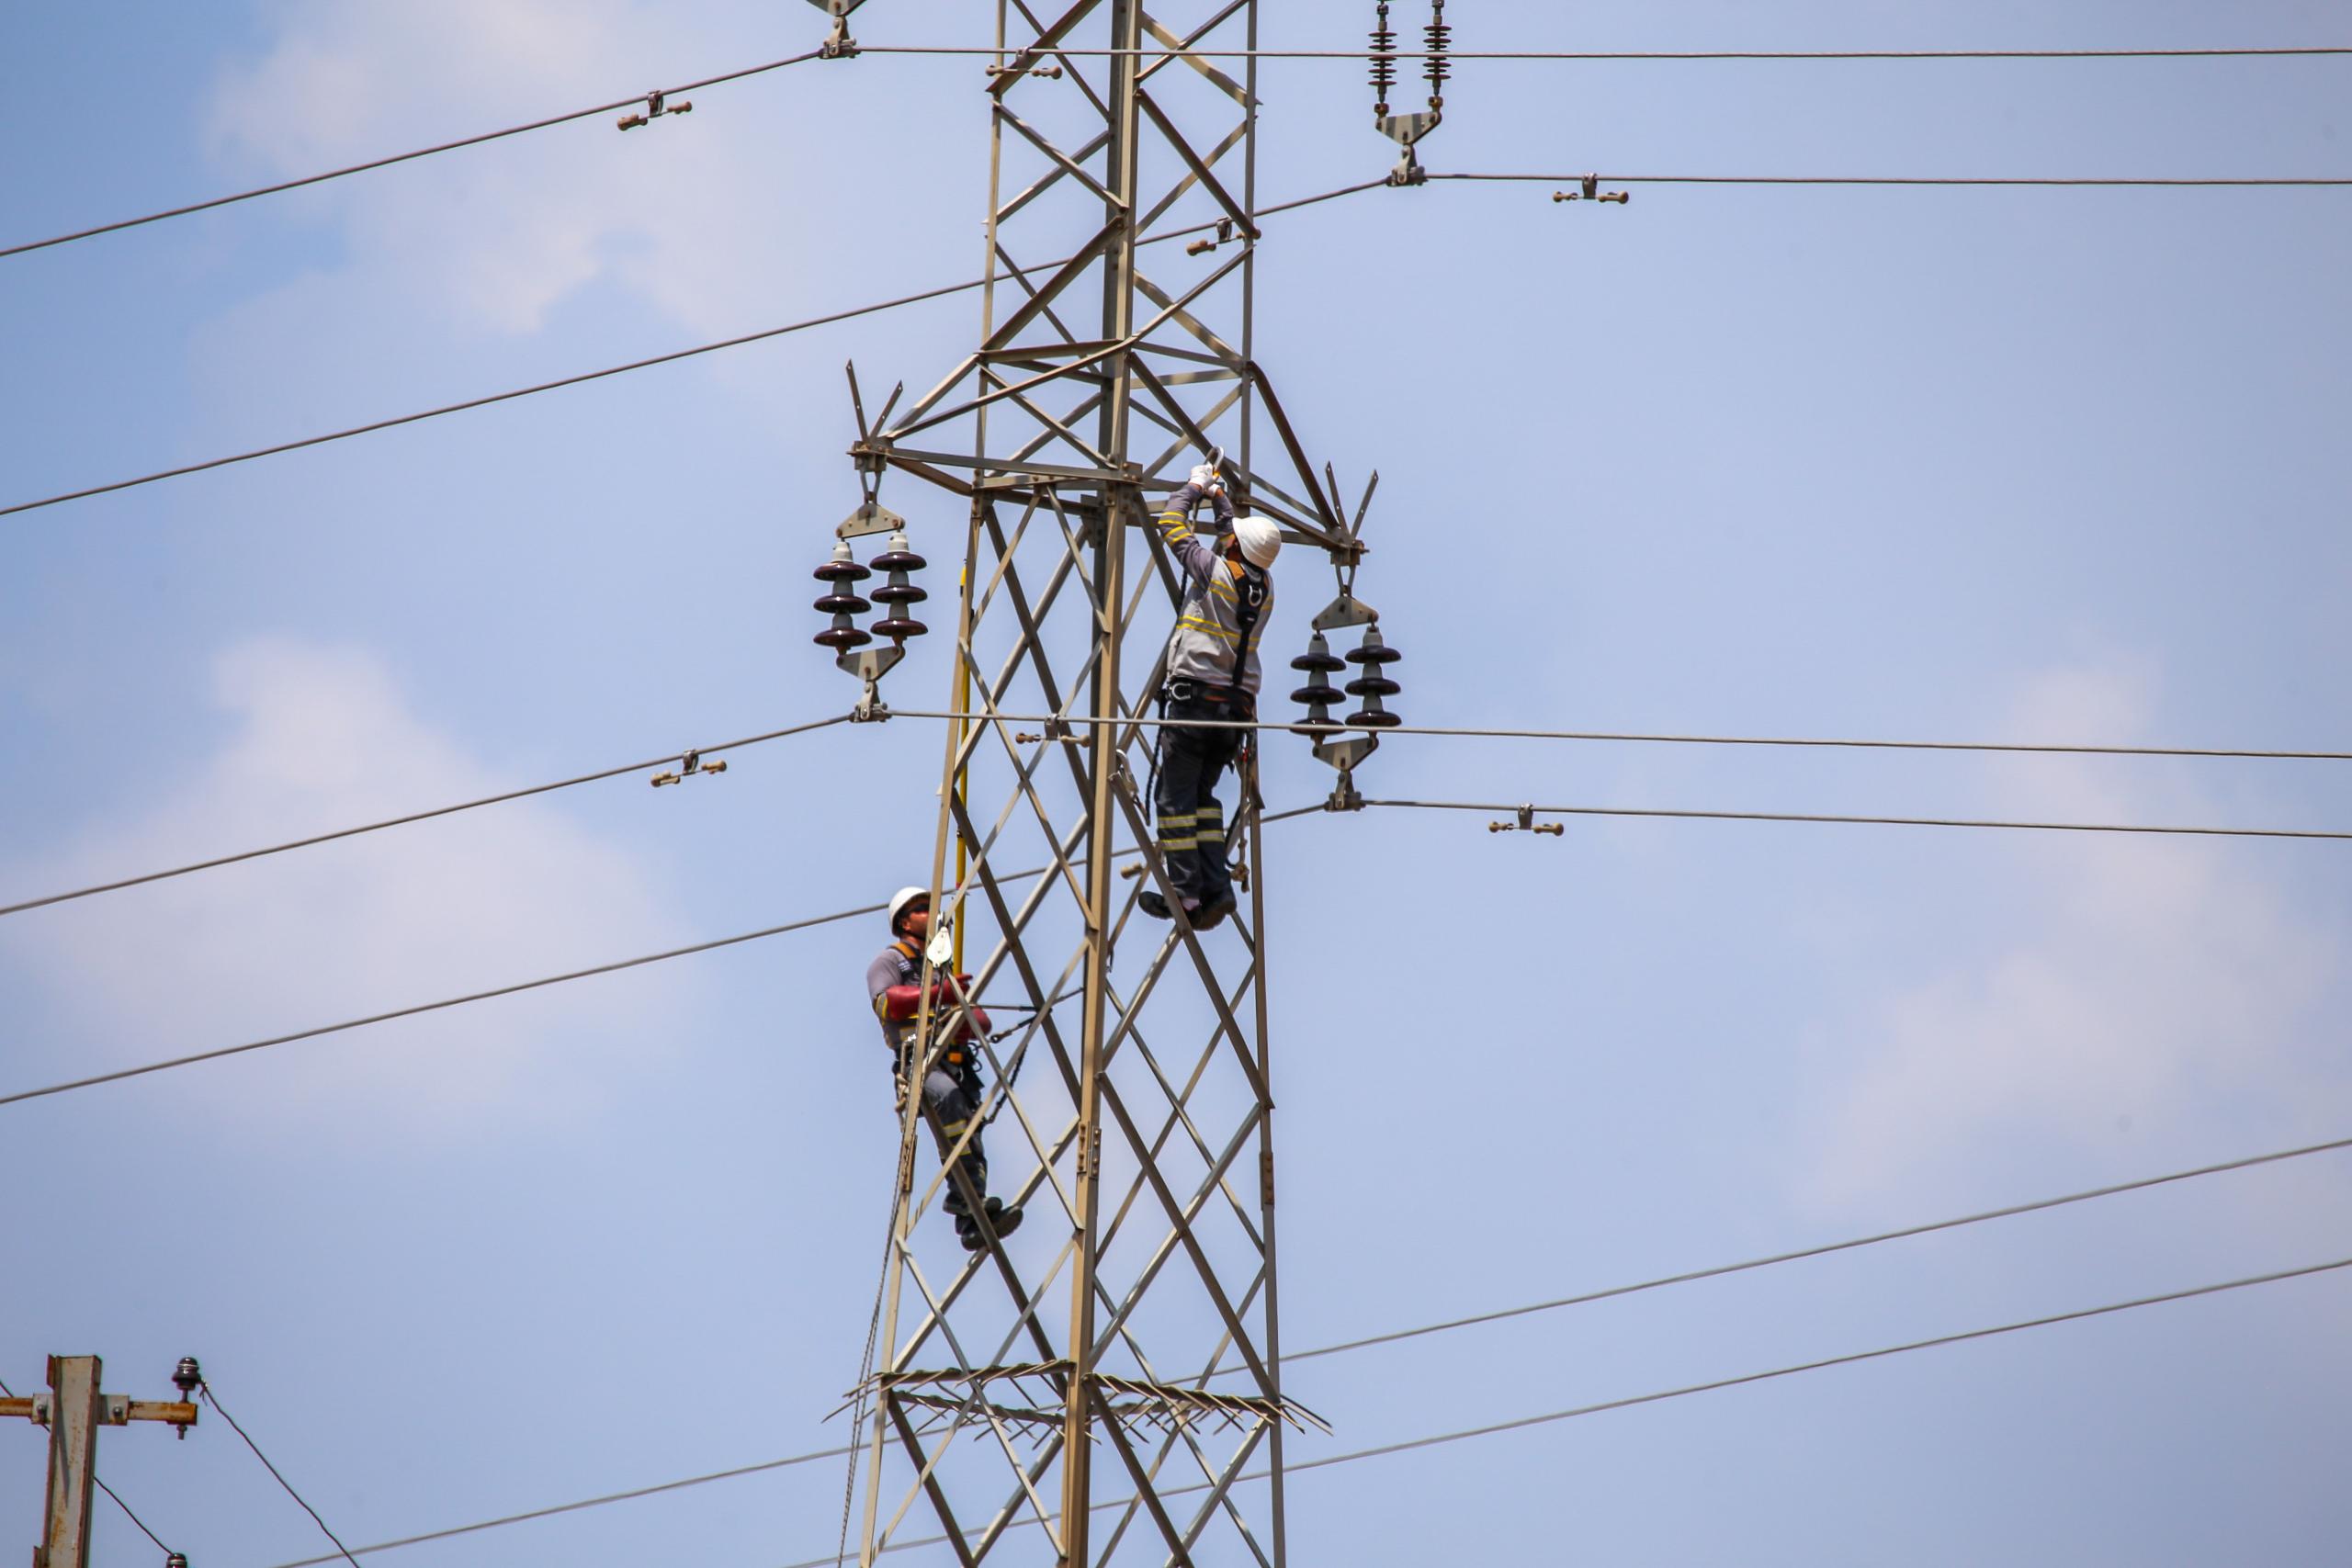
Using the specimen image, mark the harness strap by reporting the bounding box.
[1220,560,1268,706]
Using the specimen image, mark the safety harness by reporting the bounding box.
[886,936,975,1077]
[1163,557,1269,709]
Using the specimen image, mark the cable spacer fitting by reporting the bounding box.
[617,89,692,130]
[1554,175,1630,205]
[651,749,729,787]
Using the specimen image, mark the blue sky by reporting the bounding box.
[4,2,2349,1564]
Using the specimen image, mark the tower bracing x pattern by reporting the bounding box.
[839,2,1358,1563]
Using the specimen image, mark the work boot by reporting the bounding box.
[1193,890,1238,931]
[1137,889,1173,920]
[959,1197,1023,1252]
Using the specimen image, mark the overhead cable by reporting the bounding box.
[0,900,888,1109]
[262,1448,854,1568]
[1271,1131,2352,1369]
[200,1378,364,1568]
[885,707,2352,763]
[1362,795,2352,842]
[254,1129,2352,1567]
[0,805,1326,1110]
[777,1255,2352,1568]
[93,1475,176,1560]
[1438,170,2352,188]
[0,711,854,919]
[864,45,2352,61]
[7,155,2337,520]
[0,52,823,263]
[24,701,2338,926]
[0,180,1381,524]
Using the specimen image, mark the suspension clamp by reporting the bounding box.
[808,0,865,58]
[617,90,691,131]
[1323,773,1367,813]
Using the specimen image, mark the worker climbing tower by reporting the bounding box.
[813,3,1377,1562]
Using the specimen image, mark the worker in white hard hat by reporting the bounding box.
[1140,461,1280,930]
[867,887,1023,1251]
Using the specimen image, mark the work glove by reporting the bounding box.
[1188,461,1222,492]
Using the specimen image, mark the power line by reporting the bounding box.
[1437,171,2352,187]
[263,1448,854,1568]
[254,1129,2352,1566]
[1362,795,2352,842]
[6,772,2336,1110]
[885,707,2352,763]
[0,180,1378,524]
[19,43,2327,264]
[780,1255,2352,1567]
[0,52,825,263]
[20,701,2338,927]
[200,1378,363,1568]
[0,898,884,1109]
[0,711,854,919]
[0,806,1327,1110]
[6,153,2341,522]
[93,1474,175,1559]
[864,45,2352,62]
[1271,1132,2352,1369]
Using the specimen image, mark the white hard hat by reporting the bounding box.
[888,886,931,931]
[1230,514,1282,568]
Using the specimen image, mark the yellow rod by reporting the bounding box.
[953,565,969,976]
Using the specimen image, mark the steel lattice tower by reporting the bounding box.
[833,3,1365,1562]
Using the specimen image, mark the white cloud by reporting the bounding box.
[203,0,812,337]
[1800,660,2347,1210]
[1,637,686,1130]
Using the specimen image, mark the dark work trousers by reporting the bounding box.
[904,1059,990,1216]
[1154,693,1248,907]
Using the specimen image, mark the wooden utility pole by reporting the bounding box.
[2,1355,198,1568]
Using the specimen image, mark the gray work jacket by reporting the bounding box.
[866,939,922,1058]
[1154,481,1273,697]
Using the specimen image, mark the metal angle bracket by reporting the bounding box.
[1309,590,1379,634]
[1378,111,1438,186]
[1313,731,1378,776]
[836,498,905,540]
[838,643,904,719]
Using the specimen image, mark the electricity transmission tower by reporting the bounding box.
[829,3,1369,1562]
